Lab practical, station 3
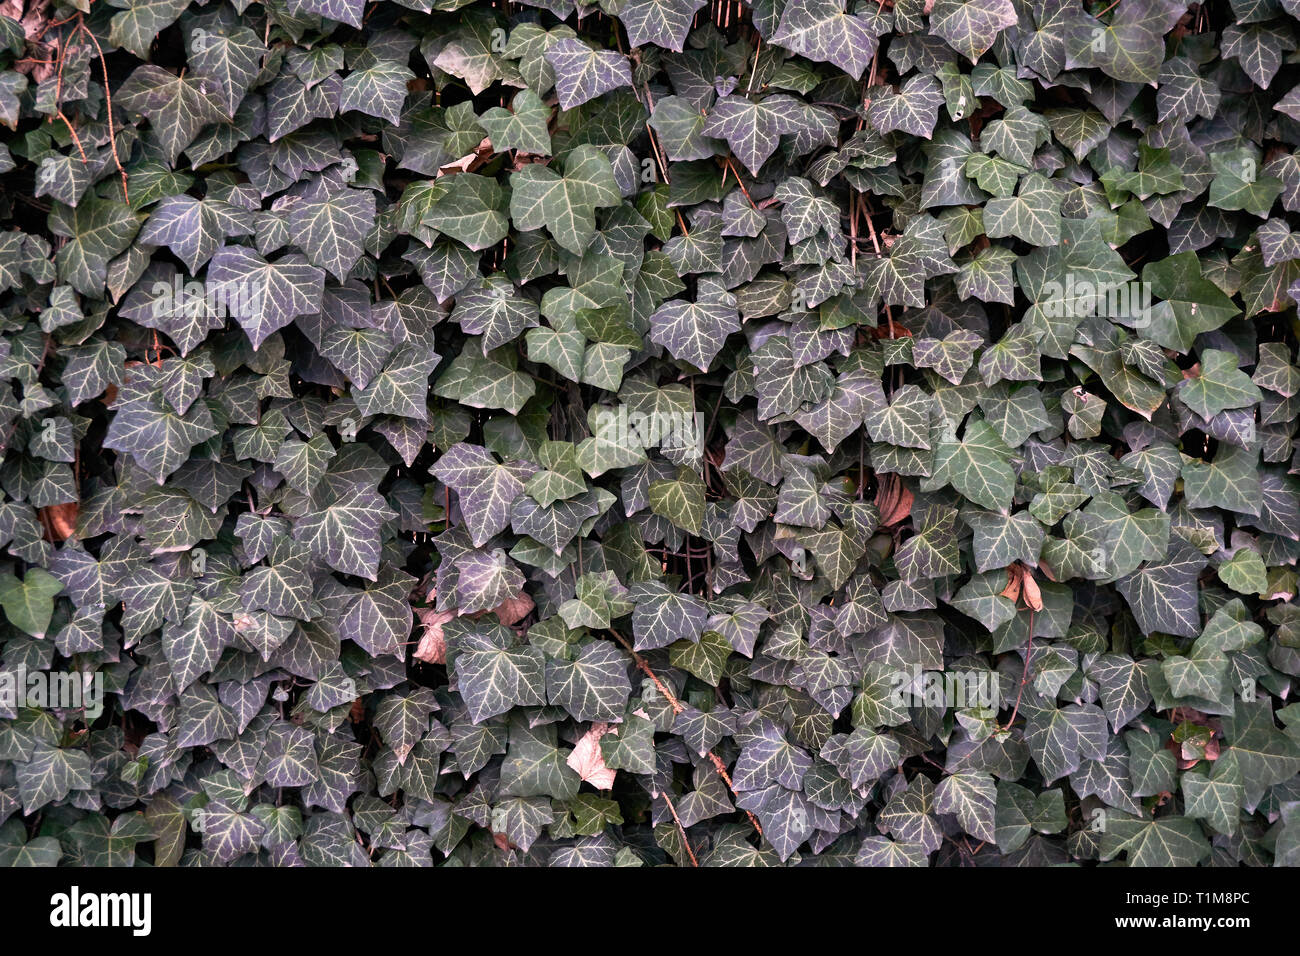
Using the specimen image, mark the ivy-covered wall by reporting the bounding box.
[0,0,1298,867]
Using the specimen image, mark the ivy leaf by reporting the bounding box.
[671,629,732,684]
[795,367,884,452]
[929,418,1017,513]
[454,627,548,723]
[1208,147,1284,217]
[1099,815,1212,867]
[479,90,552,155]
[510,145,621,254]
[862,213,956,306]
[163,595,232,692]
[957,245,1017,304]
[63,339,127,406]
[934,771,997,843]
[965,510,1045,572]
[772,0,882,79]
[822,728,899,788]
[49,199,143,298]
[292,483,397,580]
[855,836,930,866]
[1218,548,1267,595]
[929,0,1018,64]
[16,744,93,814]
[1222,21,1296,89]
[290,0,365,27]
[648,467,706,534]
[139,196,252,274]
[895,505,962,581]
[648,95,720,162]
[1021,697,1108,782]
[1177,349,1263,420]
[877,776,942,852]
[432,17,510,95]
[984,172,1061,246]
[433,443,536,547]
[1065,0,1188,84]
[258,723,319,788]
[116,65,229,165]
[702,95,808,177]
[630,580,707,651]
[288,187,377,280]
[1087,655,1151,733]
[435,342,537,415]
[867,74,945,138]
[340,59,414,127]
[0,569,63,638]
[355,344,440,421]
[188,25,266,117]
[1182,756,1244,835]
[648,297,741,371]
[207,245,326,350]
[544,38,633,110]
[415,174,509,252]
[609,0,709,52]
[240,540,315,620]
[1141,252,1241,352]
[0,820,61,866]
[1223,699,1300,806]
[109,0,190,60]
[913,329,982,384]
[981,106,1050,168]
[456,549,525,613]
[952,573,1017,631]
[734,719,812,791]
[1116,542,1208,639]
[452,277,540,349]
[104,381,220,482]
[546,640,631,722]
[199,801,266,864]
[343,566,416,657]
[1157,56,1221,123]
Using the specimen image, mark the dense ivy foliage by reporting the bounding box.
[0,0,1299,868]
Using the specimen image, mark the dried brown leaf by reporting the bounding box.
[40,501,77,541]
[875,472,914,527]
[566,722,616,789]
[1020,568,1043,611]
[413,607,455,664]
[491,590,534,627]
